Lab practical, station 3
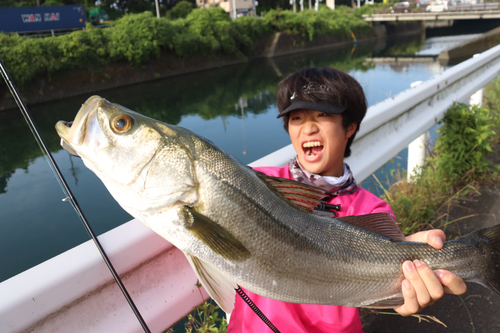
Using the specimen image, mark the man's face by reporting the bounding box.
[288,110,356,177]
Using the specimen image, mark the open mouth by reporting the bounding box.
[57,121,80,157]
[60,139,80,157]
[303,141,323,158]
[55,96,104,158]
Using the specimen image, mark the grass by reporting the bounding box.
[375,311,448,327]
[375,82,500,236]
[367,78,500,329]
[165,281,228,333]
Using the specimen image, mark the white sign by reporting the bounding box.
[21,13,42,23]
[44,12,60,22]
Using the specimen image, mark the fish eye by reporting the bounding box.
[111,115,133,133]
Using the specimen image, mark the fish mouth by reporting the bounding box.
[302,140,324,161]
[60,122,80,157]
[55,96,103,157]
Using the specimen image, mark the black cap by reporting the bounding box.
[277,99,346,118]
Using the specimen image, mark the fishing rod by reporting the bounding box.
[0,58,151,333]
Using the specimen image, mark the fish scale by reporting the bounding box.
[56,96,500,313]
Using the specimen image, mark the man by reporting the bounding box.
[227,67,466,332]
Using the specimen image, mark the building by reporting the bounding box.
[197,0,255,18]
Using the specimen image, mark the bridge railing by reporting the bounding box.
[2,44,500,333]
[362,10,500,21]
[449,3,500,11]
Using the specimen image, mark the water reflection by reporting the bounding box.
[416,34,482,56]
[1,33,450,281]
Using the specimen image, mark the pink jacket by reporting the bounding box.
[227,165,397,333]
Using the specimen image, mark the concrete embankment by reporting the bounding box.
[438,26,500,66]
[0,21,423,111]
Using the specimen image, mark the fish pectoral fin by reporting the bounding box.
[256,172,328,212]
[361,294,404,308]
[186,254,237,314]
[335,213,406,241]
[183,206,251,261]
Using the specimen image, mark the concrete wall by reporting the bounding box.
[439,26,500,65]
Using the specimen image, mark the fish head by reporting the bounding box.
[55,96,198,213]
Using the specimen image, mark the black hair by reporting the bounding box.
[276,67,367,158]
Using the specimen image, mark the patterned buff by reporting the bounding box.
[288,156,358,196]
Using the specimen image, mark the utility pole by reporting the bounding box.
[232,0,237,19]
[155,0,160,18]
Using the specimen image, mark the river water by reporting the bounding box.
[0,33,477,282]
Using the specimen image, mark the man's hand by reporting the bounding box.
[393,230,467,316]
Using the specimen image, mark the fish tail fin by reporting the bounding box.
[477,224,500,295]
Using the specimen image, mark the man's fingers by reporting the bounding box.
[396,260,446,316]
[405,230,446,249]
[413,260,444,302]
[435,270,468,295]
[403,261,431,306]
[394,279,419,316]
[428,231,445,249]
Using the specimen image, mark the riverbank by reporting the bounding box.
[361,78,500,332]
[439,25,500,66]
[0,18,422,111]
[361,148,500,332]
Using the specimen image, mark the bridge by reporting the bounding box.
[363,8,500,22]
[363,56,439,65]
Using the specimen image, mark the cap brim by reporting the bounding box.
[277,100,346,118]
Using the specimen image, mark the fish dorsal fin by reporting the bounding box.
[186,254,237,314]
[256,172,328,212]
[183,206,251,261]
[336,213,406,241]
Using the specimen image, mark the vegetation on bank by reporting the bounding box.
[377,79,500,236]
[0,4,372,89]
[0,0,375,17]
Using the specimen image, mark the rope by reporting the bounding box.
[235,286,282,333]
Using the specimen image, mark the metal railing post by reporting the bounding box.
[470,54,484,108]
[407,81,428,181]
[470,87,484,108]
[407,132,428,181]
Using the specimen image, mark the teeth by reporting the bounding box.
[303,141,321,148]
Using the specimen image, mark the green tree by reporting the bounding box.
[0,0,18,7]
[97,0,157,13]
[167,0,193,19]
[42,0,65,5]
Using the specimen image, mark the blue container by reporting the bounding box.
[0,5,86,33]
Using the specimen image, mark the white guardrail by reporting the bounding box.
[3,44,500,333]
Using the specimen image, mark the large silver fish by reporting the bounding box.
[55,96,500,313]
